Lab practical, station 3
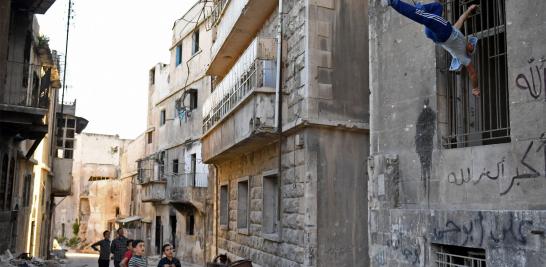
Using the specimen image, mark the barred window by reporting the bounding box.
[433,244,486,266]
[438,0,510,148]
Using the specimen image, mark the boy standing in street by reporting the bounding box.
[111,228,129,267]
[128,240,147,267]
[91,230,111,267]
[157,244,181,267]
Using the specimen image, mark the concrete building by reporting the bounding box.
[135,2,213,263]
[201,0,370,266]
[368,0,546,266]
[54,133,130,246]
[0,0,83,256]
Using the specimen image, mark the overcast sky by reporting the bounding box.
[37,0,192,139]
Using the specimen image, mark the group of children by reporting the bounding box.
[91,228,182,267]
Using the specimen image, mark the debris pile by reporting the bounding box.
[0,250,66,267]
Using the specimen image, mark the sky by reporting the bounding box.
[37,0,193,139]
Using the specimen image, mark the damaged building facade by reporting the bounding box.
[201,0,369,266]
[53,133,129,247]
[135,1,212,263]
[0,0,89,257]
[368,0,546,266]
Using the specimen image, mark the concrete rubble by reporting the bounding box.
[0,250,67,267]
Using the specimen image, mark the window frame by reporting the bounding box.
[438,0,510,149]
[219,183,229,229]
[237,177,250,234]
[192,30,200,55]
[160,109,166,126]
[175,44,182,66]
[262,170,281,241]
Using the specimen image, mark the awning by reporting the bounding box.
[116,216,142,224]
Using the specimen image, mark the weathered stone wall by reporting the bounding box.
[216,140,307,267]
[369,0,546,266]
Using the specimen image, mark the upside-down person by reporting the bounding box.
[386,0,480,96]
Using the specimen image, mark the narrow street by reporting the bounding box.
[65,252,202,267]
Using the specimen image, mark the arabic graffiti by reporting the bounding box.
[447,158,505,186]
[515,57,546,100]
[432,212,535,247]
[500,136,543,195]
[446,133,546,195]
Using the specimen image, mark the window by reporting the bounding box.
[192,30,200,55]
[149,68,155,85]
[172,159,179,174]
[186,214,195,235]
[189,89,198,110]
[237,179,249,231]
[56,115,77,159]
[433,244,486,266]
[220,184,228,226]
[190,153,196,186]
[61,223,65,238]
[0,155,7,210]
[439,0,509,148]
[262,171,280,236]
[175,44,182,66]
[158,151,166,179]
[147,131,153,144]
[170,215,177,247]
[6,158,14,210]
[23,174,32,207]
[160,110,166,126]
[115,207,120,217]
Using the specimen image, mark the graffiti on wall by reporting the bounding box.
[415,99,436,200]
[432,211,536,248]
[445,133,546,195]
[515,57,546,100]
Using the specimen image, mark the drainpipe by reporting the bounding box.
[275,0,284,226]
[213,163,219,259]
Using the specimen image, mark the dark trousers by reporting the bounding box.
[114,260,121,267]
[391,0,452,42]
[98,259,110,267]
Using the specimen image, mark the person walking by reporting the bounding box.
[111,228,129,267]
[91,230,111,267]
[128,240,147,267]
[157,244,181,267]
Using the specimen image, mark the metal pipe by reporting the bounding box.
[275,0,284,238]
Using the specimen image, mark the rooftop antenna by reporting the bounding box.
[60,0,73,116]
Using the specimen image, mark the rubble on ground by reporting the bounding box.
[0,250,67,267]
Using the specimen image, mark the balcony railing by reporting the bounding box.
[168,173,208,188]
[1,61,51,109]
[208,0,278,76]
[203,39,276,133]
[209,0,228,28]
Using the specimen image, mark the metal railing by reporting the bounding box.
[434,251,486,267]
[440,0,510,148]
[1,60,51,109]
[169,172,208,188]
[209,0,228,28]
[202,59,275,132]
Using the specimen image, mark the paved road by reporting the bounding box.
[64,252,202,267]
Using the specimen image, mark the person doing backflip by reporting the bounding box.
[386,0,480,96]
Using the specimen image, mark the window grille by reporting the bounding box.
[433,244,486,267]
[439,0,510,148]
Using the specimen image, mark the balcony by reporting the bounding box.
[51,158,73,197]
[0,61,52,140]
[141,180,167,203]
[202,38,277,163]
[208,0,278,76]
[168,173,208,212]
